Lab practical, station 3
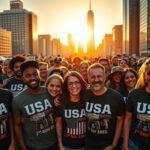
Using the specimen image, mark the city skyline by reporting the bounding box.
[0,0,123,48]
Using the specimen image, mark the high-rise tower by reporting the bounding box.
[87,0,95,57]
[0,0,38,56]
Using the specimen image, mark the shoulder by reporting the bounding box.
[107,88,123,97]
[13,89,27,103]
[0,88,13,98]
[129,87,144,96]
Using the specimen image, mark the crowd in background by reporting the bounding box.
[0,53,150,150]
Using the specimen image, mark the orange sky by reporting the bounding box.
[0,0,123,47]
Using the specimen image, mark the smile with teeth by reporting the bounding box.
[30,81,37,85]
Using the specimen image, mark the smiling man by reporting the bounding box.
[84,63,124,150]
[12,60,57,150]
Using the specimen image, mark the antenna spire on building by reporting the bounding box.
[89,0,91,10]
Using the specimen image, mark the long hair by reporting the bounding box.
[63,71,87,100]
[46,74,64,94]
[119,68,138,96]
[135,58,150,88]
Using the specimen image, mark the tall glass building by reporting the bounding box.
[123,0,139,56]
[0,0,38,56]
[87,0,95,57]
[140,0,150,56]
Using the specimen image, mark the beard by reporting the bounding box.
[91,81,104,91]
[25,79,40,90]
[14,70,22,78]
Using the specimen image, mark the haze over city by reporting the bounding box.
[0,0,123,47]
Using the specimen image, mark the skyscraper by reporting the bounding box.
[68,33,76,55]
[0,0,38,56]
[112,25,123,55]
[139,0,150,56]
[38,35,52,57]
[87,0,95,57]
[123,0,139,56]
[0,28,12,57]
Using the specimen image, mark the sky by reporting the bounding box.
[0,0,123,47]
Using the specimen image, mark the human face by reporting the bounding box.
[79,63,88,76]
[88,68,106,92]
[113,72,122,83]
[13,61,22,77]
[124,71,137,89]
[99,60,109,72]
[112,57,118,66]
[23,67,40,90]
[119,60,128,68]
[67,76,81,96]
[47,78,62,97]
[39,64,48,78]
[3,59,11,73]
[144,66,150,86]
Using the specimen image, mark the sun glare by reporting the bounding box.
[66,19,91,52]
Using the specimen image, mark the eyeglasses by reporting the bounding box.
[67,81,81,87]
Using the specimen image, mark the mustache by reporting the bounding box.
[92,81,103,84]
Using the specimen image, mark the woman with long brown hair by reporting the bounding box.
[55,71,87,150]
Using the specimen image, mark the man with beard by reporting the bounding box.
[84,63,124,150]
[12,60,57,150]
[5,55,26,96]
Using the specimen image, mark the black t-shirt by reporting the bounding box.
[126,87,150,147]
[0,89,13,141]
[55,98,86,149]
[84,88,124,149]
[5,76,26,96]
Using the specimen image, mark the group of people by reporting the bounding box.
[0,54,150,150]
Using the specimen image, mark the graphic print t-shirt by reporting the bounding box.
[0,89,13,141]
[126,87,150,147]
[5,76,26,96]
[84,88,124,149]
[55,99,86,149]
[12,87,56,149]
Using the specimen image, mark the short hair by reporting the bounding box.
[98,57,109,63]
[38,62,48,68]
[49,68,64,78]
[79,60,90,67]
[9,55,26,71]
[87,63,105,75]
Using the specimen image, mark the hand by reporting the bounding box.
[54,96,61,107]
[8,142,16,150]
[58,144,65,150]
[103,145,113,150]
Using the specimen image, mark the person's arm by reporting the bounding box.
[103,116,124,150]
[56,117,65,150]
[122,112,132,150]
[14,116,27,150]
[8,112,15,150]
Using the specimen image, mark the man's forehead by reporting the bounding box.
[89,67,104,74]
[23,66,39,73]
